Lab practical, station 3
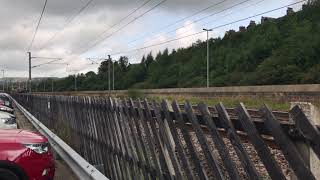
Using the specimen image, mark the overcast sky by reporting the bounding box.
[0,0,304,78]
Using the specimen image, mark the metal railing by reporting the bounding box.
[11,93,320,180]
[11,95,109,180]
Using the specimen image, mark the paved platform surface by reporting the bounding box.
[14,106,79,180]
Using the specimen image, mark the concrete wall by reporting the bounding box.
[34,84,320,104]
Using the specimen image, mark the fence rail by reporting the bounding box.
[12,93,320,180]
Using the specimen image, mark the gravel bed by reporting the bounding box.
[178,129,292,179]
[137,124,292,179]
[122,114,293,179]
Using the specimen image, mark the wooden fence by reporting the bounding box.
[12,94,320,180]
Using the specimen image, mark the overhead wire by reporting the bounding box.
[159,0,266,43]
[67,0,265,67]
[31,56,64,60]
[56,0,304,70]
[128,0,227,45]
[78,0,167,55]
[38,0,95,50]
[32,59,62,68]
[125,0,266,60]
[109,0,306,56]
[28,0,48,51]
[77,0,153,51]
[34,0,165,69]
[140,0,252,47]
[31,0,143,69]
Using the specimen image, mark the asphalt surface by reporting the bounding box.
[14,105,79,180]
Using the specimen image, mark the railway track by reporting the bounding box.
[179,104,289,121]
[129,101,291,145]
[210,106,289,121]
[132,101,290,121]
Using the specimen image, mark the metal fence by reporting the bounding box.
[12,94,320,180]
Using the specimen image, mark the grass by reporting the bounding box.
[56,89,302,111]
[146,95,290,111]
[115,89,290,111]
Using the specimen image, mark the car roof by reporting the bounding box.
[0,129,22,134]
[0,129,48,144]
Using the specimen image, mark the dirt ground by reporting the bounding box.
[14,106,79,180]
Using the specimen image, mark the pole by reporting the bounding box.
[28,52,32,93]
[51,79,53,92]
[74,74,77,91]
[108,55,111,94]
[203,28,212,88]
[112,59,114,91]
[206,30,209,88]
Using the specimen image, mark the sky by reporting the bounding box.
[0,0,305,78]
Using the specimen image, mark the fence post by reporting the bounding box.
[290,102,320,179]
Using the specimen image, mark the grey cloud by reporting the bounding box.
[0,0,302,77]
[2,0,220,18]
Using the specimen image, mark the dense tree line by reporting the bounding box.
[35,2,320,91]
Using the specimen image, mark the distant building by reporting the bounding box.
[239,26,246,32]
[247,20,256,29]
[287,7,294,15]
[261,16,275,23]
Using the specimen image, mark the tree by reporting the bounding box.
[118,56,129,72]
[85,71,96,77]
[145,52,154,68]
[141,55,146,64]
[98,59,112,74]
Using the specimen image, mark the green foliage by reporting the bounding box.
[37,4,320,92]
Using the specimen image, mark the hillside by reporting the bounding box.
[38,2,320,91]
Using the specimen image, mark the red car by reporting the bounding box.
[0,129,55,180]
